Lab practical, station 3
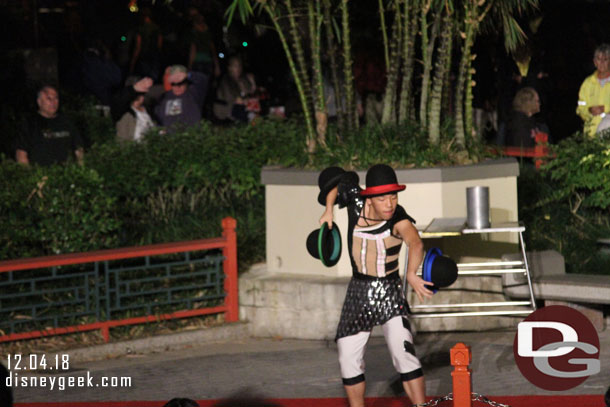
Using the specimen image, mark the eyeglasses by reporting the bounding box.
[171,79,189,87]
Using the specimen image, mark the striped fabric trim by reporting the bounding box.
[354,229,391,277]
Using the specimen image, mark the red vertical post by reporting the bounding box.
[534,131,548,170]
[222,217,239,322]
[451,343,472,407]
[101,325,110,343]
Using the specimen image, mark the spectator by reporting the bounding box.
[506,87,547,148]
[113,77,156,143]
[129,7,163,81]
[213,55,258,123]
[0,363,12,407]
[155,65,207,131]
[576,43,610,138]
[497,41,549,144]
[163,398,199,407]
[212,390,282,407]
[353,50,386,124]
[188,13,220,78]
[81,39,122,106]
[15,85,84,166]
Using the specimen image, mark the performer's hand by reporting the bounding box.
[406,273,434,302]
[319,209,333,229]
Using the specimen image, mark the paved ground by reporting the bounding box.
[7,324,610,404]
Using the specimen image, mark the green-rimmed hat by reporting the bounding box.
[306,222,342,267]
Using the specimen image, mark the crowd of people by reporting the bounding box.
[10,0,610,167]
[10,5,271,167]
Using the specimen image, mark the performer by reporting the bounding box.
[317,164,433,407]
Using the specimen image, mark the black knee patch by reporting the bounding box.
[400,368,424,382]
[404,340,416,356]
[342,374,365,386]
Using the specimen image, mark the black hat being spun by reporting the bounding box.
[422,247,458,293]
[306,222,342,267]
[317,167,346,205]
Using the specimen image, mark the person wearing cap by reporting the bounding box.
[317,164,432,407]
[155,64,208,132]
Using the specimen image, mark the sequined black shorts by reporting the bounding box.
[335,272,409,341]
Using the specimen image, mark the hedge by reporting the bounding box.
[3,108,609,275]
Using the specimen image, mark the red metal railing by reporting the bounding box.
[492,132,552,169]
[0,216,239,343]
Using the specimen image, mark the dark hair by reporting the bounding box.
[212,390,282,407]
[0,363,13,407]
[594,43,610,58]
[163,398,199,407]
[512,87,539,115]
[37,84,58,99]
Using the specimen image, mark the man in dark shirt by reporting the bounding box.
[15,85,84,166]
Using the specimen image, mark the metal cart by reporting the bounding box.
[404,217,537,319]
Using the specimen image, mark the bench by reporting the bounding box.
[502,250,610,331]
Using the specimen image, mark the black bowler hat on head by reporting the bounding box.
[422,248,458,293]
[306,222,342,267]
[317,166,346,205]
[360,164,406,197]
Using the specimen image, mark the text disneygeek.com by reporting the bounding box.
[6,372,132,391]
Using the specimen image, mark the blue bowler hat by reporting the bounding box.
[422,248,458,293]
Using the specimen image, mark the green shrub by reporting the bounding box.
[519,133,610,275]
[0,162,121,259]
[0,116,486,272]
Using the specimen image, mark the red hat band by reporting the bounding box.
[360,183,406,197]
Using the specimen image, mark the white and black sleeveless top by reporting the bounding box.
[337,172,416,279]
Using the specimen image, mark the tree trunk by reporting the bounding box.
[378,0,390,70]
[263,4,316,152]
[309,0,327,146]
[428,12,453,145]
[381,5,403,124]
[398,0,418,123]
[286,0,313,110]
[454,2,478,147]
[340,0,358,130]
[419,4,441,130]
[323,0,345,133]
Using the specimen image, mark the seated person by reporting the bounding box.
[155,65,207,132]
[116,92,156,144]
[111,77,157,143]
[15,85,84,166]
[213,55,258,123]
[505,87,547,148]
